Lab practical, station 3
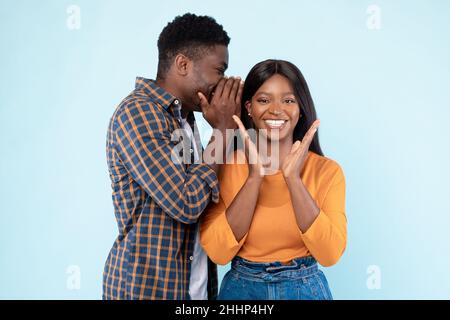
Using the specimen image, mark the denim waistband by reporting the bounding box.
[231,256,318,281]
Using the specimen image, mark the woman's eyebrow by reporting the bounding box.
[256,91,295,96]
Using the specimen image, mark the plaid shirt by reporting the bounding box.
[103,77,219,300]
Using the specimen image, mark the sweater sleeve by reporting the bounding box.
[300,165,347,267]
[200,194,248,265]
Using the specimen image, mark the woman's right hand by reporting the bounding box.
[232,115,268,180]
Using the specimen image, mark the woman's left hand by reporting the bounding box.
[281,120,320,182]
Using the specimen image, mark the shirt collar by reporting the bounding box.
[134,77,182,121]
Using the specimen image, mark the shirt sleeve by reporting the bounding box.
[200,192,248,265]
[112,101,219,224]
[300,166,347,267]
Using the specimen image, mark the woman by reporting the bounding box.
[200,59,347,300]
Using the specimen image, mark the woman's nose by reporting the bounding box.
[268,106,282,115]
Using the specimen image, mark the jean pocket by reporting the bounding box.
[315,271,333,300]
[218,271,245,300]
[296,276,321,300]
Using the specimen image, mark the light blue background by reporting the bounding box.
[1,0,449,299]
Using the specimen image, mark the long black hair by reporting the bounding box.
[240,59,324,156]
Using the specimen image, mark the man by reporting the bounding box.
[102,13,242,299]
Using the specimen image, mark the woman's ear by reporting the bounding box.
[245,101,252,117]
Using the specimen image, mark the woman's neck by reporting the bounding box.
[256,135,293,172]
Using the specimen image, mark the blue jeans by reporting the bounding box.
[218,256,333,300]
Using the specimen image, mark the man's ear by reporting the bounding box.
[174,53,191,77]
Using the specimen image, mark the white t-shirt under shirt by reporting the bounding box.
[181,117,208,300]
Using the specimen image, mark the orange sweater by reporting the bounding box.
[200,150,347,267]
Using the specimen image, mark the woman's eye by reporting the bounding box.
[285,99,296,104]
[257,99,269,104]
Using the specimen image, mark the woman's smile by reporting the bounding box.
[262,119,289,130]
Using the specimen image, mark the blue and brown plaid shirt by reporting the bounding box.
[103,77,219,300]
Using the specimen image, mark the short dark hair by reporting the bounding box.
[157,13,230,79]
[240,59,324,156]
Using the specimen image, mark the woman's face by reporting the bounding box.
[246,74,300,142]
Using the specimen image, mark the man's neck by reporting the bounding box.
[181,109,189,119]
[155,78,180,98]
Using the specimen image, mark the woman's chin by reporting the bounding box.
[257,127,291,142]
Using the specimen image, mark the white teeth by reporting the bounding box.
[264,120,286,127]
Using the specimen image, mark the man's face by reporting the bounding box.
[183,45,229,112]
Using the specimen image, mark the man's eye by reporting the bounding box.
[217,69,225,75]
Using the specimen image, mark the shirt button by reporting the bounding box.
[189,148,194,153]
[189,256,194,261]
[174,99,179,105]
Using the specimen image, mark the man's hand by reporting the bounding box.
[198,77,243,131]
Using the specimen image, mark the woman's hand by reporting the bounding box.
[281,120,320,182]
[232,115,269,180]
